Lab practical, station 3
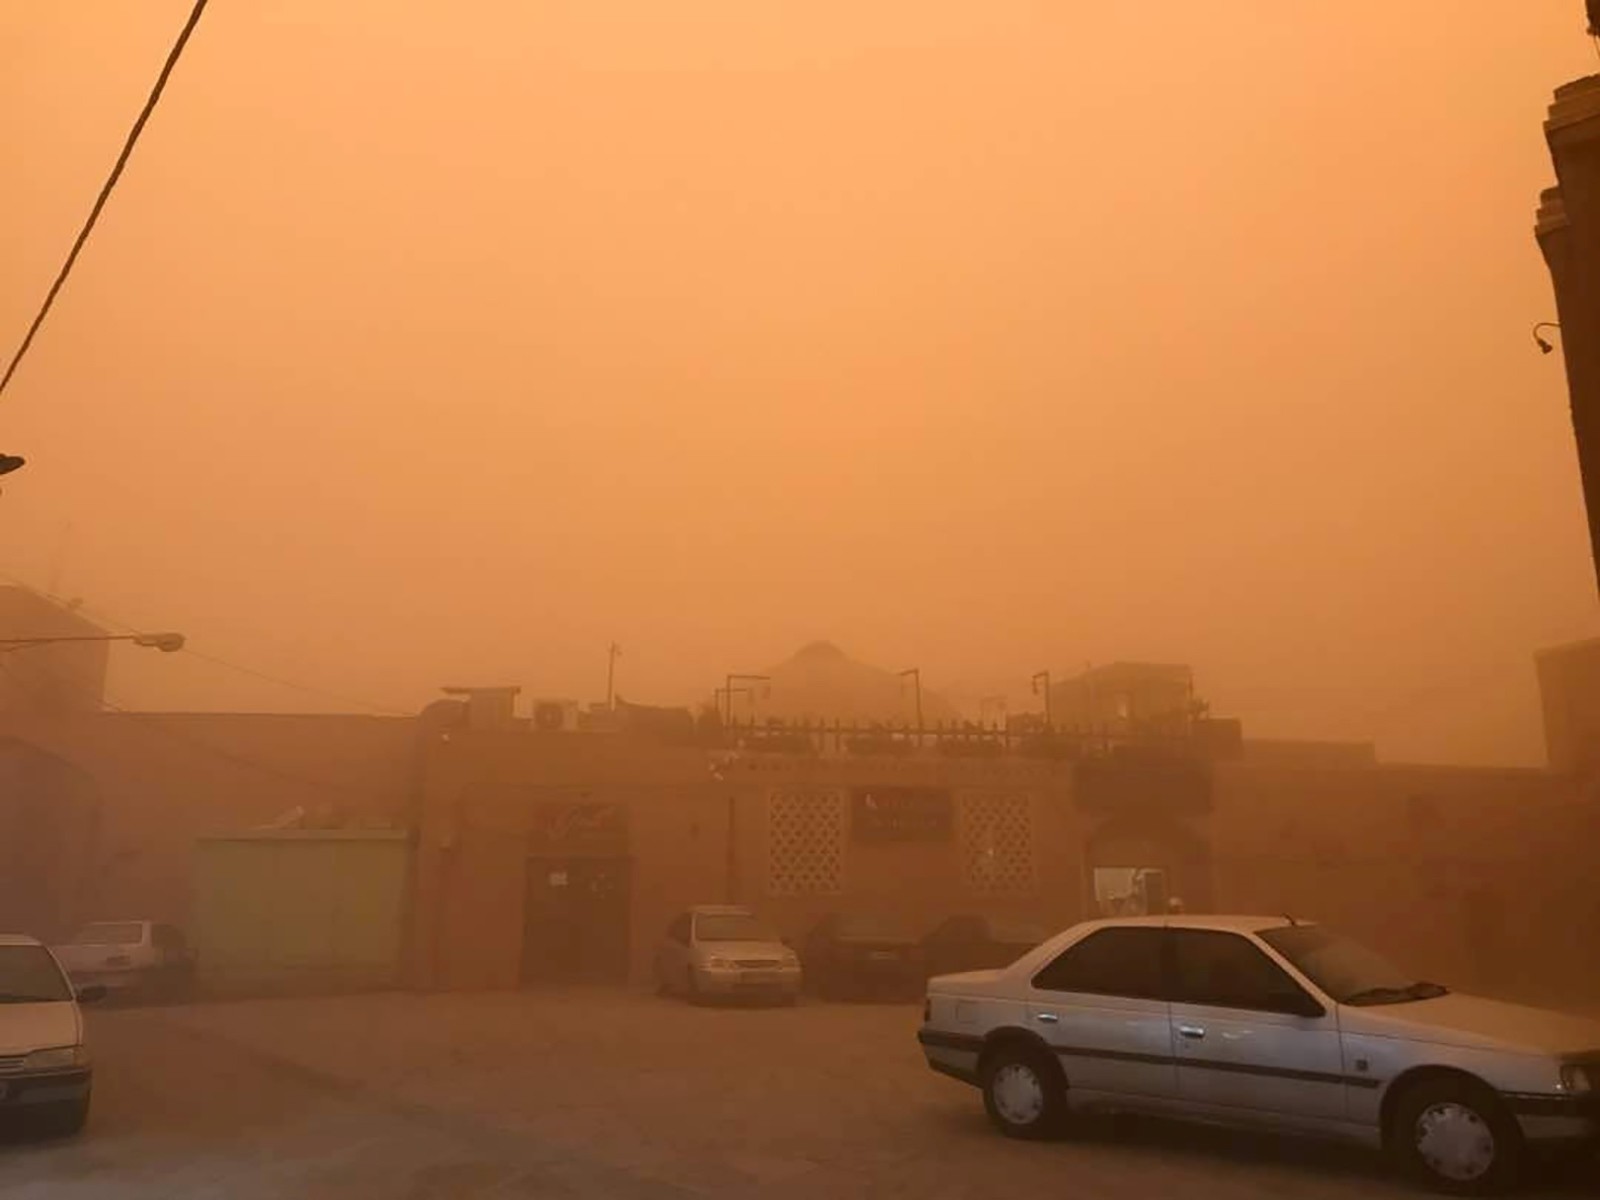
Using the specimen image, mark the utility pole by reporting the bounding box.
[605,643,621,711]
[1535,10,1600,593]
[723,674,770,726]
[899,668,923,736]
[1031,671,1053,728]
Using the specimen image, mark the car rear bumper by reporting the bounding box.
[0,1068,91,1110]
[1505,1092,1600,1146]
[67,969,145,991]
[918,1027,983,1087]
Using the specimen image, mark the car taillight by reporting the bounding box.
[106,955,131,967]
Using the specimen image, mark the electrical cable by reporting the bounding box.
[0,0,211,401]
[0,653,399,804]
[0,571,408,715]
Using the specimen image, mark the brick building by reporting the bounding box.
[2,596,1596,1005]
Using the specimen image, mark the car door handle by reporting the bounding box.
[1177,1024,1206,1039]
[1034,1012,1059,1024]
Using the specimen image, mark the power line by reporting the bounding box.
[178,647,411,716]
[0,654,398,804]
[0,572,409,715]
[0,0,211,401]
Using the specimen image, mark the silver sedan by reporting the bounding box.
[654,905,801,1003]
[919,914,1598,1194]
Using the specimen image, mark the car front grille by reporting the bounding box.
[736,959,781,969]
[0,1055,25,1076]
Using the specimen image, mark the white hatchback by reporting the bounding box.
[919,915,1599,1195]
[0,934,99,1134]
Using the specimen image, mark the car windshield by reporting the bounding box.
[0,945,73,1004]
[1260,924,1448,1006]
[67,922,143,946]
[695,913,779,943]
[836,915,913,941]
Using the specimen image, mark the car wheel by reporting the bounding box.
[981,1043,1064,1140]
[1390,1076,1521,1195]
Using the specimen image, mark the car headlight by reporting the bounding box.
[23,1045,88,1072]
[781,950,800,967]
[703,956,734,971]
[1558,1063,1595,1094]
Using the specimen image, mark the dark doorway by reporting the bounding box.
[520,857,632,984]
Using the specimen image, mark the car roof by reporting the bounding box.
[687,905,755,916]
[1074,914,1309,934]
[0,933,43,947]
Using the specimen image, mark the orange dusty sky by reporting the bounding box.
[2,2,1598,765]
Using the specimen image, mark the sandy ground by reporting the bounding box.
[0,989,1594,1199]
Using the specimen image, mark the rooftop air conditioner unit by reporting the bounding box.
[531,699,580,732]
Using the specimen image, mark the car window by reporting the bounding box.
[0,945,74,1003]
[1031,927,1165,999]
[667,914,691,946]
[695,912,778,943]
[1258,924,1417,1004]
[1171,930,1308,1012]
[835,914,914,941]
[67,922,144,947]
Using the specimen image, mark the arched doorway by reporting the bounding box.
[1084,814,1214,917]
[0,737,101,939]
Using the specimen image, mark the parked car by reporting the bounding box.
[52,921,196,1004]
[919,914,1600,1194]
[802,913,924,1000]
[0,934,101,1134]
[920,915,1051,981]
[654,905,801,1003]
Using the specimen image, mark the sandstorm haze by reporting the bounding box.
[2,1,1596,765]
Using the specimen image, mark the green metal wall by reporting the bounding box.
[192,831,410,994]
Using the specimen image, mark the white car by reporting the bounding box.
[0,934,100,1134]
[654,906,802,1003]
[52,920,196,1003]
[918,915,1599,1194]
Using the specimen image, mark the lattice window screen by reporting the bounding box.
[961,793,1036,895]
[767,789,845,896]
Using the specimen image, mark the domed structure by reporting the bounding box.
[722,643,959,726]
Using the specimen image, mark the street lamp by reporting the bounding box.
[1031,671,1053,728]
[898,668,923,733]
[0,632,186,654]
[1534,321,1562,354]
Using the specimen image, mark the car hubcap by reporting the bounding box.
[991,1063,1045,1126]
[1415,1102,1496,1182]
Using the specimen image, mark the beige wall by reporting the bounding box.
[7,704,1594,1009]
[1211,761,1599,1004]
[411,735,1092,989]
[0,711,416,929]
[1536,638,1600,775]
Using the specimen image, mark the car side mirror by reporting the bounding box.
[76,984,107,1004]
